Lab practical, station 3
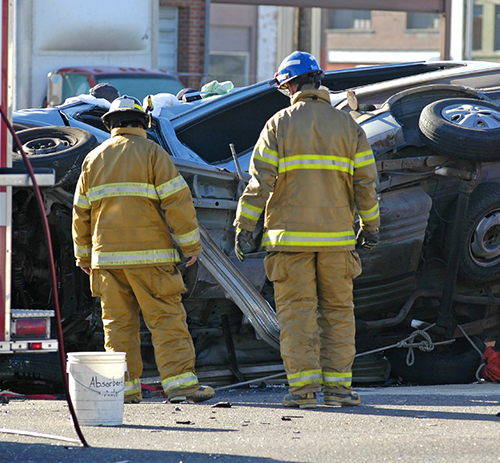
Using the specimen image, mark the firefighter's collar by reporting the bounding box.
[291,88,330,105]
[111,127,147,138]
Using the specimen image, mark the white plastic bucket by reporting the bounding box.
[67,352,127,426]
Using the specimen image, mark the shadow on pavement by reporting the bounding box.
[214,387,500,423]
[0,441,283,463]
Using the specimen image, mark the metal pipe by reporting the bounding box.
[365,289,437,329]
[365,288,500,331]
[229,143,244,181]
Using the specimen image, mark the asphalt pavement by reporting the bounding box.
[1,382,500,463]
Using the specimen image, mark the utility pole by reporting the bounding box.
[295,7,312,53]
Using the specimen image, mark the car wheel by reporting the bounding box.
[12,126,98,186]
[419,98,500,161]
[454,182,500,283]
[386,337,484,385]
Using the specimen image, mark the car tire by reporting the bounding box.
[13,122,30,132]
[453,182,500,283]
[386,337,484,385]
[419,98,500,161]
[12,126,98,186]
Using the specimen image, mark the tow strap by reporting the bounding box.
[480,344,500,382]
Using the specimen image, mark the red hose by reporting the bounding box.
[0,107,89,447]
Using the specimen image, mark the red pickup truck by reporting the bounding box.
[46,66,184,106]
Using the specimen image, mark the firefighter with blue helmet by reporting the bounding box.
[274,50,324,90]
[234,51,380,409]
[73,95,215,405]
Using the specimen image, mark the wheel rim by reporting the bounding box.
[469,210,500,267]
[22,137,71,156]
[441,102,500,129]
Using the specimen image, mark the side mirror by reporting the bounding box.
[47,72,63,107]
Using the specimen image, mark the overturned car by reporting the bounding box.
[5,60,500,387]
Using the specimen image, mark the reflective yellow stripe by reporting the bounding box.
[157,175,188,199]
[173,227,201,247]
[254,146,279,167]
[354,149,375,168]
[278,154,354,174]
[88,182,157,202]
[93,248,180,267]
[323,371,352,388]
[238,200,263,222]
[358,203,380,222]
[81,178,188,205]
[74,193,91,209]
[287,369,323,387]
[74,244,91,258]
[161,372,199,393]
[124,378,141,396]
[262,230,356,247]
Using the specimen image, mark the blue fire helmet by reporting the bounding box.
[272,51,324,89]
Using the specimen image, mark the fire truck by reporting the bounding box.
[0,2,59,372]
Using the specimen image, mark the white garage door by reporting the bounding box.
[159,6,178,74]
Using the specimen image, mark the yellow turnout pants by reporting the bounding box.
[264,251,362,395]
[90,265,199,401]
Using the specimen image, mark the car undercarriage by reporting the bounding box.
[4,61,500,389]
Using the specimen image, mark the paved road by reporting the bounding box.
[1,382,499,463]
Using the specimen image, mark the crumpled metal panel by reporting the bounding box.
[197,225,280,349]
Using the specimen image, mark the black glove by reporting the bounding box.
[356,228,379,250]
[235,229,254,262]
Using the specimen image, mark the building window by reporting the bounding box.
[473,5,483,51]
[328,9,371,30]
[407,13,440,30]
[158,6,178,74]
[209,52,250,88]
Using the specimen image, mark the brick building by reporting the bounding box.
[323,9,441,70]
[160,0,208,89]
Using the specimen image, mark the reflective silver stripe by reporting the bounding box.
[358,203,380,222]
[263,230,356,247]
[253,146,279,167]
[323,372,352,386]
[278,155,354,174]
[161,372,199,392]
[354,149,375,168]
[124,378,141,395]
[92,249,180,267]
[88,183,157,202]
[74,244,91,258]
[287,370,323,387]
[239,200,263,222]
[173,227,200,246]
[157,175,188,199]
[74,193,90,209]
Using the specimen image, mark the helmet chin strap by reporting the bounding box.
[278,87,291,98]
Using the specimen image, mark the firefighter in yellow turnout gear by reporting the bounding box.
[234,52,380,409]
[72,96,215,404]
